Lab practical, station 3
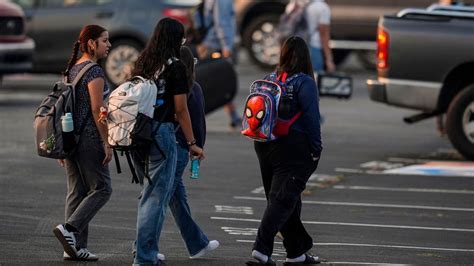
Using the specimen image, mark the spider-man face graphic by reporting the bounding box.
[242,96,268,139]
[245,96,266,131]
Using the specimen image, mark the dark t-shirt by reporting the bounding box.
[153,60,189,122]
[68,61,109,144]
[175,81,206,150]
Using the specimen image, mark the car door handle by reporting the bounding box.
[95,11,114,19]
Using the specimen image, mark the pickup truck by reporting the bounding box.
[367,4,474,159]
[235,0,474,69]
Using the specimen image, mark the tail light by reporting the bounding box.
[163,8,189,26]
[377,27,389,69]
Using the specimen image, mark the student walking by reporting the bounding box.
[53,24,113,261]
[130,18,204,266]
[249,36,323,265]
[306,0,335,73]
[162,45,219,260]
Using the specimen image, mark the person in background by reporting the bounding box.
[196,0,241,129]
[130,18,204,266]
[53,24,112,262]
[306,0,336,75]
[249,36,322,266]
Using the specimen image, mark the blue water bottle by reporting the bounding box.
[190,157,200,179]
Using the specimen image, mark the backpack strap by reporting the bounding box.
[125,151,140,184]
[278,72,288,83]
[71,62,98,87]
[113,149,122,174]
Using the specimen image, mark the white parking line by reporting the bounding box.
[234,196,474,212]
[211,216,474,232]
[215,205,254,215]
[335,168,366,174]
[332,185,474,194]
[236,239,474,252]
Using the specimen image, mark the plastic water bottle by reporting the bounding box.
[190,157,200,179]
[61,113,75,152]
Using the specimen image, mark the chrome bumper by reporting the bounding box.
[367,78,442,112]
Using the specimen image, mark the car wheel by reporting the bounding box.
[446,84,474,160]
[356,50,376,70]
[105,39,142,86]
[243,14,281,69]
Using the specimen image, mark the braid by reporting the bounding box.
[63,41,80,76]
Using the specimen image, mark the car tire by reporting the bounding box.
[243,14,281,69]
[445,84,474,160]
[104,39,143,86]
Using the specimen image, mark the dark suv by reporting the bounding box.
[0,1,34,76]
[10,0,199,85]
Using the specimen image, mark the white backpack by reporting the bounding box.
[107,76,157,147]
[107,57,178,184]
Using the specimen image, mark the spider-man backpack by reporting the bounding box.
[241,72,302,142]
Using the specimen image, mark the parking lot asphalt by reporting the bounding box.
[0,52,473,265]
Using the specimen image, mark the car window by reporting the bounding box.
[10,0,36,9]
[41,0,112,8]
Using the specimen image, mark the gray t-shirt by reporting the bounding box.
[67,61,109,145]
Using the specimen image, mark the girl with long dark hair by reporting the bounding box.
[249,36,322,265]
[53,24,112,261]
[130,18,204,266]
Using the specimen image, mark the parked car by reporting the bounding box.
[235,0,474,69]
[0,1,34,77]
[10,0,199,86]
[366,5,474,159]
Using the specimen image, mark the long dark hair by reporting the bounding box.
[132,18,184,79]
[180,46,195,89]
[64,24,107,76]
[277,36,314,80]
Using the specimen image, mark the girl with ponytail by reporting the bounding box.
[53,24,113,262]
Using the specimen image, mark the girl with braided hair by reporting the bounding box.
[53,24,112,262]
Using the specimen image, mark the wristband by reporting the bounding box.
[187,139,197,147]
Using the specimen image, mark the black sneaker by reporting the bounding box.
[283,253,321,265]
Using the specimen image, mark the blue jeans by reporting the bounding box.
[310,46,324,73]
[133,122,177,266]
[169,145,209,256]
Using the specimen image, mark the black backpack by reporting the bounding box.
[34,62,97,159]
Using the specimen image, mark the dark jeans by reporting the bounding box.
[253,131,319,258]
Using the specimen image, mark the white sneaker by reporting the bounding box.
[189,240,219,259]
[157,253,165,261]
[63,248,99,261]
[53,224,77,258]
